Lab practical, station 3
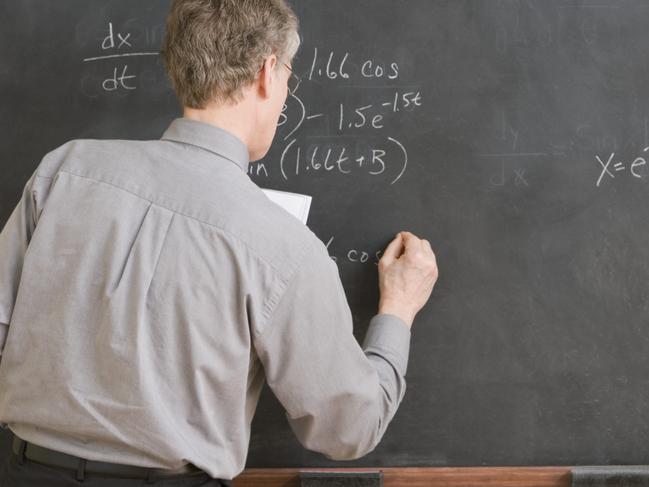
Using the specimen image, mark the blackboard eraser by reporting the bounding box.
[300,471,383,487]
[572,466,649,487]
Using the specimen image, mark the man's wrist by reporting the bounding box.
[364,314,412,376]
[377,301,415,328]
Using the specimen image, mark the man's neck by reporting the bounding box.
[183,102,253,151]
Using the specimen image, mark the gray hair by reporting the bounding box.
[161,0,301,108]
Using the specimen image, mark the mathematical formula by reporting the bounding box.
[80,21,161,95]
[278,137,408,184]
[307,48,400,81]
[596,149,648,187]
[265,47,423,185]
[325,237,384,265]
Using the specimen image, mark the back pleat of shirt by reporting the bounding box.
[112,201,174,299]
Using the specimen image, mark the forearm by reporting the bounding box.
[354,313,411,455]
[363,312,411,401]
[310,313,412,461]
[256,240,414,462]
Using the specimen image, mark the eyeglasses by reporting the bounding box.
[257,60,302,96]
[282,62,301,96]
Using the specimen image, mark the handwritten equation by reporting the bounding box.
[249,47,423,186]
[307,48,400,81]
[478,108,649,189]
[278,137,407,184]
[80,21,162,96]
[596,149,648,187]
[325,236,383,265]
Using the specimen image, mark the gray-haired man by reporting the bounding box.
[0,0,438,485]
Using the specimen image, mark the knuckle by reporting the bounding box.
[410,250,424,262]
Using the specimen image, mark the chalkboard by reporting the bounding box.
[1,0,649,469]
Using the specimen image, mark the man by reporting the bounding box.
[0,0,438,485]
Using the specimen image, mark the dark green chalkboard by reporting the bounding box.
[1,0,649,468]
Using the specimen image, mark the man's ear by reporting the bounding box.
[258,54,278,100]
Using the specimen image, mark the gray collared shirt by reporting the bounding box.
[0,117,411,479]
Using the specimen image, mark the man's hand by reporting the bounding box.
[377,231,439,328]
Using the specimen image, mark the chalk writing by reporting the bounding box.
[490,161,530,187]
[325,236,384,265]
[596,149,648,187]
[248,162,269,178]
[307,48,400,81]
[279,137,407,184]
[338,93,422,131]
[478,108,552,189]
[80,21,160,95]
[263,47,421,185]
[102,66,137,91]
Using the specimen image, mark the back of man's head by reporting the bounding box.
[161,0,300,109]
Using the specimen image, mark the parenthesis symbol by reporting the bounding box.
[389,137,408,185]
[284,92,306,141]
[280,138,297,182]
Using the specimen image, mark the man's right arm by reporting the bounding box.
[251,232,438,461]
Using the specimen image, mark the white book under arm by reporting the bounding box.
[261,189,312,225]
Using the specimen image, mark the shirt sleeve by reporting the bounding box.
[0,169,52,355]
[252,239,412,461]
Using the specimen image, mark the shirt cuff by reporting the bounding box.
[361,313,412,377]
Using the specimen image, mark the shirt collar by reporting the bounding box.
[160,117,250,173]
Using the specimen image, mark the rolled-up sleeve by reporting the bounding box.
[0,169,52,355]
[252,239,411,461]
